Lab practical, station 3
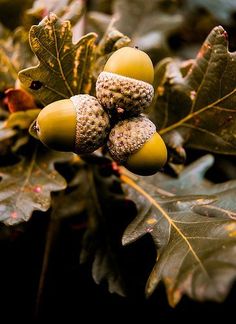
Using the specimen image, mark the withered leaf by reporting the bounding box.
[4,88,37,113]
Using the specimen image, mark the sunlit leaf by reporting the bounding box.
[18,13,97,105]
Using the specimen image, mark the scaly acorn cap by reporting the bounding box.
[36,94,110,154]
[96,71,154,118]
[70,95,110,154]
[107,115,156,163]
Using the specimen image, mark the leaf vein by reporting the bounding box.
[160,88,236,135]
[52,23,74,97]
[121,174,210,278]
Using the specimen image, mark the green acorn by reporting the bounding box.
[96,47,154,118]
[107,115,167,176]
[36,94,110,154]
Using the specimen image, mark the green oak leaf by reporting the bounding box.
[121,155,236,306]
[18,13,97,106]
[150,26,236,155]
[0,146,72,225]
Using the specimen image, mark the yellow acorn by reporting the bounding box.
[96,47,154,118]
[36,94,110,154]
[107,115,167,176]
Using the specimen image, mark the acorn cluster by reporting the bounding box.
[35,47,167,175]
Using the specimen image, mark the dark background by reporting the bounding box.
[0,208,235,323]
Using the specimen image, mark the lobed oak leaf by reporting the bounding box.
[0,146,72,225]
[151,26,236,155]
[121,155,236,306]
[19,13,97,106]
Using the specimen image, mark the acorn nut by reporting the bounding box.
[36,94,110,154]
[96,47,154,118]
[107,115,167,176]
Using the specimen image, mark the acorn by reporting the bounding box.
[96,47,154,118]
[107,115,167,176]
[36,94,110,154]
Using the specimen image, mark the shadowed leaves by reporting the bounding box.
[80,165,127,297]
[150,26,236,155]
[0,146,71,225]
[121,155,236,306]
